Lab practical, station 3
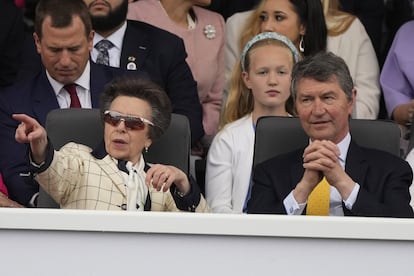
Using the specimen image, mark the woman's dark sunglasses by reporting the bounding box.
[103,110,154,130]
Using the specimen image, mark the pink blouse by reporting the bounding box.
[128,0,225,139]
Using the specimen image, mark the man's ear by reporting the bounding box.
[348,88,357,115]
[33,33,41,54]
[87,30,95,52]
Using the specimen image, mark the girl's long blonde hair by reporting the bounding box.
[238,2,266,60]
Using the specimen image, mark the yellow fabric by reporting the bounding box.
[306,177,330,216]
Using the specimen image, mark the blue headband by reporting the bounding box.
[241,32,300,72]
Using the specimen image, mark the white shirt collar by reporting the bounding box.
[47,61,91,95]
[93,21,127,52]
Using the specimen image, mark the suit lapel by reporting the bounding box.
[98,155,127,198]
[290,149,306,191]
[89,61,108,107]
[345,141,368,188]
[343,141,367,215]
[143,164,152,211]
[120,22,150,70]
[32,71,60,125]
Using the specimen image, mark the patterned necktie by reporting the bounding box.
[306,177,330,216]
[95,39,114,66]
[63,83,81,108]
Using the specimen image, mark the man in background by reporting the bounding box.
[0,0,133,206]
[84,0,204,146]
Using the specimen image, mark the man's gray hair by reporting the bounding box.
[290,51,354,102]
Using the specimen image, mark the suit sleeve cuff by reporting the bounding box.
[170,175,201,212]
[29,138,54,174]
[283,191,306,215]
[28,192,39,207]
[343,183,360,210]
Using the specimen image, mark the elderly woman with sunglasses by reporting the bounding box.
[14,76,209,212]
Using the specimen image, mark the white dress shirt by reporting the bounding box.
[47,61,92,108]
[283,133,360,216]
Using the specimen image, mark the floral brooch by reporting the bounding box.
[204,24,216,40]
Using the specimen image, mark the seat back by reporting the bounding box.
[349,118,401,157]
[253,116,401,168]
[38,108,191,208]
[45,108,104,149]
[143,113,191,173]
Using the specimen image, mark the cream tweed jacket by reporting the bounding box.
[35,142,209,212]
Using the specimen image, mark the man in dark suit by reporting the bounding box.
[248,52,414,218]
[84,0,204,146]
[0,0,135,206]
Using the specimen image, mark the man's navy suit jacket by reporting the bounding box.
[248,141,414,218]
[0,62,133,205]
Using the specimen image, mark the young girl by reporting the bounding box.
[226,0,380,119]
[206,32,299,213]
